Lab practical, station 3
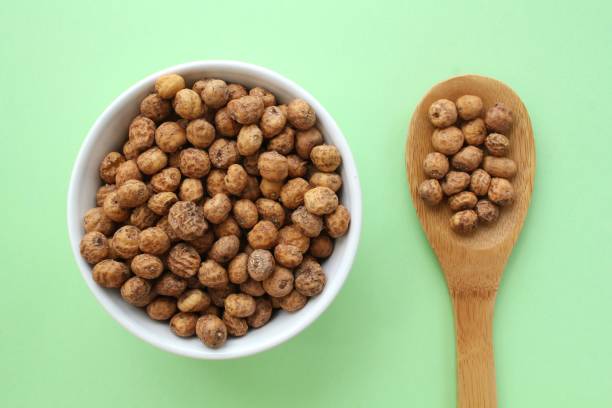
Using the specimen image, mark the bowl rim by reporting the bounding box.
[67,60,362,359]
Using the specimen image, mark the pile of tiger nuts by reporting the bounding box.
[80,73,351,348]
[418,95,516,233]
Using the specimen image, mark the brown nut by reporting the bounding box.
[129,205,159,230]
[179,148,210,178]
[155,74,185,99]
[309,172,341,192]
[201,79,229,109]
[485,133,510,157]
[122,140,141,160]
[287,99,316,130]
[112,226,140,259]
[146,297,177,320]
[167,243,200,278]
[178,289,211,312]
[188,230,215,254]
[325,204,351,238]
[279,290,307,312]
[309,234,333,258]
[476,199,500,223]
[441,171,471,196]
[428,99,457,128]
[138,226,170,255]
[178,178,204,202]
[233,199,259,229]
[209,235,240,263]
[237,124,263,156]
[483,156,517,179]
[280,178,310,209]
[240,278,266,297]
[228,253,249,284]
[227,83,248,100]
[102,192,130,223]
[224,293,256,318]
[262,266,294,297]
[456,95,483,120]
[227,95,264,125]
[260,106,287,137]
[196,315,227,348]
[295,128,323,159]
[140,93,171,122]
[213,216,241,238]
[423,152,449,179]
[241,176,261,201]
[117,179,150,208]
[249,87,276,107]
[295,259,326,297]
[173,89,204,120]
[209,139,239,169]
[258,151,288,182]
[136,147,167,176]
[186,119,216,148]
[247,298,272,328]
[224,164,248,195]
[206,169,228,195]
[84,207,115,236]
[154,272,187,297]
[448,191,478,211]
[247,249,275,281]
[170,312,198,337]
[432,126,464,155]
[288,154,308,178]
[131,254,164,279]
[92,259,129,288]
[150,167,181,192]
[198,260,228,289]
[203,193,232,224]
[304,187,338,215]
[310,145,341,172]
[99,152,125,184]
[450,210,478,234]
[291,206,323,238]
[155,122,187,153]
[247,220,279,249]
[451,146,484,172]
[128,116,156,151]
[115,159,142,186]
[223,312,248,337]
[470,169,491,196]
[255,198,285,228]
[209,284,237,307]
[488,178,514,206]
[121,276,153,307]
[243,153,260,176]
[214,107,241,137]
[278,225,310,253]
[419,179,443,206]
[96,184,117,207]
[260,179,283,200]
[167,201,208,240]
[156,216,180,243]
[485,103,513,133]
[274,244,303,268]
[461,118,487,146]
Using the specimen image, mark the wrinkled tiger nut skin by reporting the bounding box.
[155,122,186,153]
[237,124,263,156]
[456,95,483,120]
[177,289,211,313]
[186,118,216,148]
[140,93,171,122]
[173,89,204,120]
[247,220,278,249]
[167,201,208,241]
[451,146,483,172]
[279,290,307,312]
[121,276,153,307]
[227,83,247,100]
[103,192,130,222]
[99,152,125,184]
[170,312,198,337]
[419,179,443,206]
[280,178,310,209]
[117,179,150,208]
[483,156,517,179]
[209,139,239,169]
[84,207,115,236]
[274,244,303,268]
[287,154,308,178]
[233,199,259,229]
[325,204,351,238]
[259,179,283,200]
[258,151,288,182]
[250,87,276,107]
[224,164,248,195]
[198,260,229,289]
[255,198,285,228]
[213,216,241,238]
[154,272,187,297]
[470,169,491,196]
[260,106,287,138]
[291,206,323,238]
[151,167,181,193]
[203,193,232,224]
[309,234,333,258]
[450,210,478,234]
[206,169,228,196]
[196,315,227,348]
[295,259,326,297]
[128,116,156,151]
[112,225,141,259]
[287,99,316,130]
[432,126,464,155]
[485,133,510,157]
[131,254,164,279]
[148,192,178,216]
[476,199,500,223]
[146,297,177,321]
[441,171,471,196]
[201,79,229,109]
[167,243,201,278]
[129,205,159,230]
[309,172,341,192]
[448,191,478,211]
[228,253,249,284]
[240,278,266,297]
[488,177,514,206]
[96,184,117,207]
[423,152,449,179]
[263,266,294,298]
[228,95,264,125]
[209,235,240,264]
[304,187,338,215]
[224,293,256,318]
[137,147,168,176]
[295,128,323,159]
[268,126,296,154]
[179,148,210,178]
[485,102,513,133]
[310,145,341,172]
[247,249,276,281]
[247,298,272,328]
[428,99,457,128]
[138,226,170,255]
[214,107,241,137]
[115,159,143,187]
[155,74,185,99]
[92,259,129,288]
[278,225,310,253]
[223,312,248,337]
[461,118,487,146]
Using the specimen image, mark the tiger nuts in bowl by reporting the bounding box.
[68,61,361,359]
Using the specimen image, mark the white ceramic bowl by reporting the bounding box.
[67,61,362,359]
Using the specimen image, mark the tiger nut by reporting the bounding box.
[428,99,457,128]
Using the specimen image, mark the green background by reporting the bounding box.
[1,0,611,406]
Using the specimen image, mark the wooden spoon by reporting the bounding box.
[406,75,535,408]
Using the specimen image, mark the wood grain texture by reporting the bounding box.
[405,75,535,408]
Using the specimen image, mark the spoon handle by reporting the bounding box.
[451,290,497,408]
